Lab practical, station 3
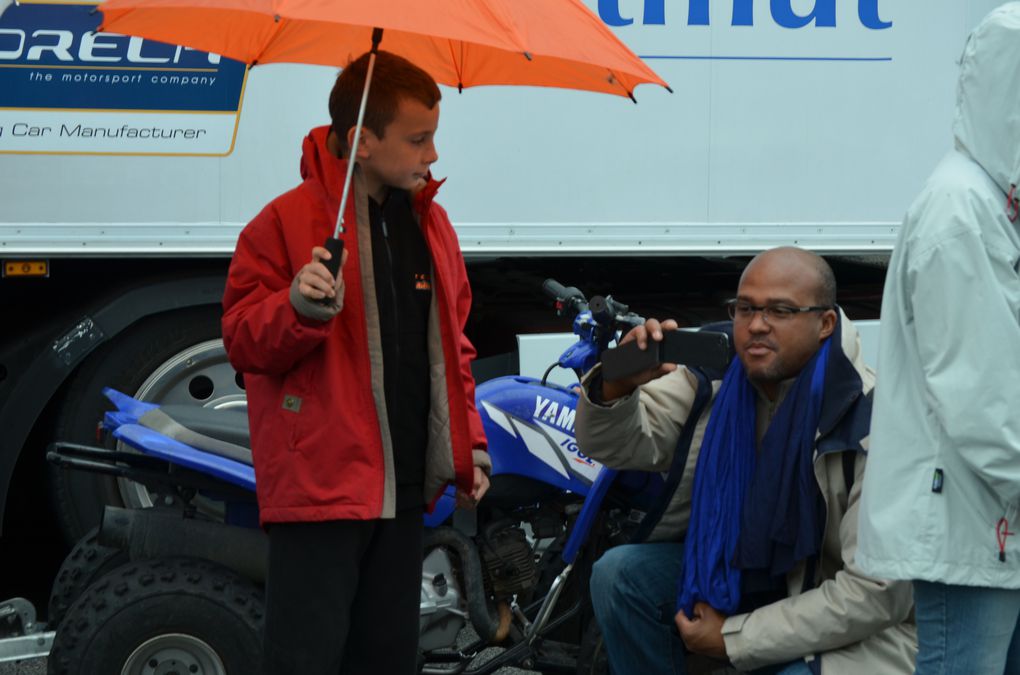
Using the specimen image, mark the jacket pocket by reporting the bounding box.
[279,367,312,452]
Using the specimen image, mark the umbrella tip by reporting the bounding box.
[458,82,463,94]
[628,91,637,104]
[523,52,533,62]
[665,85,674,94]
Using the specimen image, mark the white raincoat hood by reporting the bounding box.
[953,2,1020,195]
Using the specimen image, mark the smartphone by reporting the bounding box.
[600,329,731,382]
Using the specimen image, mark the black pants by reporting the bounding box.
[262,508,425,675]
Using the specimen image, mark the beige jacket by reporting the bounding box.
[576,314,916,674]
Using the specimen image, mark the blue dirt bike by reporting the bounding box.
[45,280,672,675]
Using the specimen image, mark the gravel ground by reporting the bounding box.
[0,635,740,674]
[0,654,539,675]
[0,639,543,675]
[0,603,542,675]
[0,659,44,675]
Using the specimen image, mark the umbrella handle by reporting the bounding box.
[322,236,344,282]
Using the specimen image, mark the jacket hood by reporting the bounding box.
[816,308,874,442]
[298,125,443,206]
[833,307,869,381]
[952,2,1020,195]
[299,126,349,199]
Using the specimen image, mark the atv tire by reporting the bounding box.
[47,525,128,628]
[48,557,264,675]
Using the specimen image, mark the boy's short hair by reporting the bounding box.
[329,51,442,157]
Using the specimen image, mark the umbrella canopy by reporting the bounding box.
[98,0,669,99]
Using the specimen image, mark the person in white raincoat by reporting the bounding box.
[857,3,1020,674]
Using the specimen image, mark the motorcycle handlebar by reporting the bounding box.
[543,279,644,332]
[542,278,569,301]
[543,278,588,317]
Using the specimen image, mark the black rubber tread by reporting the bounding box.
[47,525,128,628]
[48,557,264,675]
[49,306,223,544]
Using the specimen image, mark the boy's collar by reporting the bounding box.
[413,172,445,209]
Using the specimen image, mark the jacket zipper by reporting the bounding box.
[381,215,401,384]
[998,517,1014,562]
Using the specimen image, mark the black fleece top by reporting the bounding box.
[368,189,432,511]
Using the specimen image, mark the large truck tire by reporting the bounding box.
[48,557,264,675]
[49,306,245,544]
[47,525,128,628]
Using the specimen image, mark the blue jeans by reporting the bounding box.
[913,580,1020,675]
[589,543,812,675]
[591,543,688,675]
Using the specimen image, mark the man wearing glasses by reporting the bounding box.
[576,246,916,675]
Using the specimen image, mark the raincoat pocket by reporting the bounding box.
[280,367,312,453]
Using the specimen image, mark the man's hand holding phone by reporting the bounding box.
[601,318,680,402]
[599,321,732,401]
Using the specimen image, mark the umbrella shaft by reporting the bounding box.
[334,32,383,239]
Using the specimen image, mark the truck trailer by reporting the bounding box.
[0,0,1001,612]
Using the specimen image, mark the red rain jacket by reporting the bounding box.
[222,126,487,524]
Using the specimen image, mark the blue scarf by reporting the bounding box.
[678,338,831,615]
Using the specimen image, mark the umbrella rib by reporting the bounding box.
[479,0,529,55]
[607,69,637,103]
[250,11,285,66]
[447,39,464,92]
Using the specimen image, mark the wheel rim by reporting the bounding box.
[121,633,227,675]
[117,339,247,511]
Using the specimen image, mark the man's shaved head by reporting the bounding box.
[741,247,837,308]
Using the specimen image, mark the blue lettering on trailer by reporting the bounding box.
[597,0,891,30]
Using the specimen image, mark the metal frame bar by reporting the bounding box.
[0,221,900,257]
[47,442,255,502]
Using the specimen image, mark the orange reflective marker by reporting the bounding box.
[3,260,49,278]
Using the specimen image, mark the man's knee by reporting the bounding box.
[592,544,657,610]
[592,545,635,593]
[592,543,684,614]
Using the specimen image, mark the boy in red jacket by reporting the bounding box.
[222,51,490,675]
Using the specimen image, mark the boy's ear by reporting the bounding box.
[346,125,374,160]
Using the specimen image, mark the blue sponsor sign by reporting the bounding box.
[0,1,246,155]
[0,2,245,111]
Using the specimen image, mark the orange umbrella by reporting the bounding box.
[98,0,668,98]
[98,0,670,267]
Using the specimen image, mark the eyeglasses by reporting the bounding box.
[725,299,833,323]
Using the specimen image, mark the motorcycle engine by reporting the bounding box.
[419,547,467,653]
[479,522,538,600]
